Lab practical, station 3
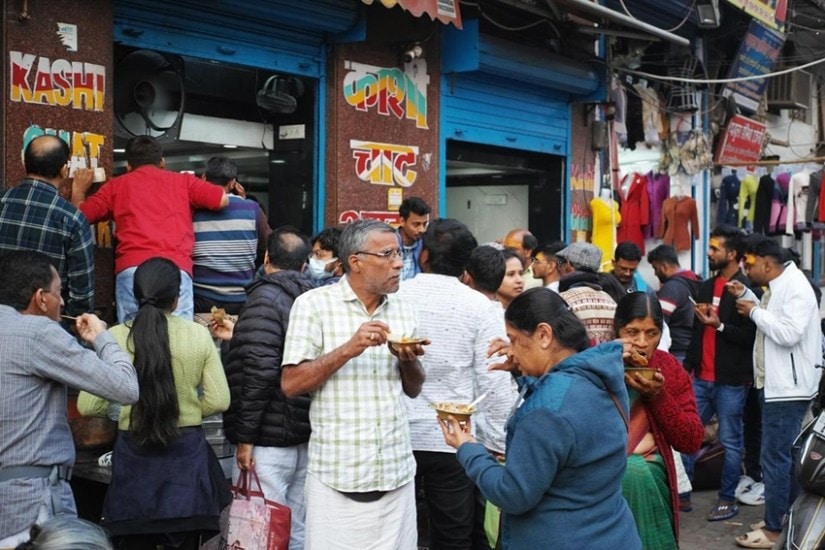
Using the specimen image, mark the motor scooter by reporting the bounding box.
[774,374,825,549]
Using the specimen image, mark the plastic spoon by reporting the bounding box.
[468,391,489,409]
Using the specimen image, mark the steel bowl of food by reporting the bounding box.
[624,348,657,380]
[387,334,426,351]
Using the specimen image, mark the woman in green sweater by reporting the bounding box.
[78,257,230,549]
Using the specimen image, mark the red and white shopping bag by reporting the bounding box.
[223,467,291,550]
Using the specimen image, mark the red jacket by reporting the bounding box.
[617,173,650,252]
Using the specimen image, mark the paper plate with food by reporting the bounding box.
[429,401,478,422]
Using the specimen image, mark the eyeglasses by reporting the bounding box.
[356,248,402,261]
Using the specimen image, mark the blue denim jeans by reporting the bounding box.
[115,267,194,323]
[682,379,749,502]
[760,392,810,532]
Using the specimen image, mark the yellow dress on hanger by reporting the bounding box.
[590,196,622,271]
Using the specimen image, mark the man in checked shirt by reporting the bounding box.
[0,135,95,317]
[282,219,426,550]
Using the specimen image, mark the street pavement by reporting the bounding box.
[680,488,766,550]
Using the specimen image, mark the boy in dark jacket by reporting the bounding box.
[681,225,759,521]
[222,226,316,549]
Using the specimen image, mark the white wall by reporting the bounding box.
[445,185,529,244]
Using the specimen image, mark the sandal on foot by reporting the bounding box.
[750,520,766,531]
[735,528,776,549]
[708,501,740,522]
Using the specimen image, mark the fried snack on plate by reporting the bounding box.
[210,306,226,326]
[628,348,648,367]
[430,402,477,422]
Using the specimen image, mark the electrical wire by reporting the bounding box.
[619,55,825,84]
[459,0,561,35]
[616,0,697,33]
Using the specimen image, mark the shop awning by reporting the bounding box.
[361,0,462,28]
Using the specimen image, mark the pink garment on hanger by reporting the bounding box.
[770,172,790,234]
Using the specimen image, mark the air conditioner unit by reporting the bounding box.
[767,70,812,112]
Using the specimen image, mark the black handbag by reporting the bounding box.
[692,442,725,491]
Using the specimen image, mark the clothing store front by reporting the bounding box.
[440,20,601,242]
[112,0,360,235]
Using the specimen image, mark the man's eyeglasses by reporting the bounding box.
[356,249,402,261]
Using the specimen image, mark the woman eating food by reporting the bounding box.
[614,292,703,550]
[439,288,641,550]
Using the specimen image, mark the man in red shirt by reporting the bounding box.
[72,136,228,322]
[681,225,758,521]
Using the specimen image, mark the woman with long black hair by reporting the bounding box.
[79,257,230,549]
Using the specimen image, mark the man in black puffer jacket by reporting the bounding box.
[222,226,316,549]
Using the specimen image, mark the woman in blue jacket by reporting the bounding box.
[440,287,641,550]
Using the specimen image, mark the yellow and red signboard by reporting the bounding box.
[725,0,787,30]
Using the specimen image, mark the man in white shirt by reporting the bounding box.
[461,245,505,302]
[399,219,518,548]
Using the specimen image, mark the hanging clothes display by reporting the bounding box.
[658,195,699,252]
[737,173,759,231]
[771,172,791,234]
[709,169,723,229]
[786,171,811,235]
[645,172,670,239]
[617,172,650,252]
[610,77,628,147]
[808,167,825,222]
[590,193,621,269]
[717,170,740,226]
[807,168,822,222]
[753,172,775,234]
[635,84,664,147]
[624,83,645,150]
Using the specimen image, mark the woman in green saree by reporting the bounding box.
[615,292,704,550]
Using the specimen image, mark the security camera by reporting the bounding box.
[402,43,423,63]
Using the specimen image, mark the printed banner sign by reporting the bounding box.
[723,20,785,113]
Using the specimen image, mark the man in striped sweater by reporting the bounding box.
[192,156,272,315]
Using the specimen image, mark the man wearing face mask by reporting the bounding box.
[308,227,343,285]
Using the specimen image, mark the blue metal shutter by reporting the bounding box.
[441,73,571,155]
[113,0,360,78]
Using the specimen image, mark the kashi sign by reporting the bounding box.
[9,51,105,112]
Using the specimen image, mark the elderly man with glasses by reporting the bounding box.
[281,219,426,550]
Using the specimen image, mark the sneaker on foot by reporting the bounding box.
[735,475,755,500]
[738,482,765,506]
